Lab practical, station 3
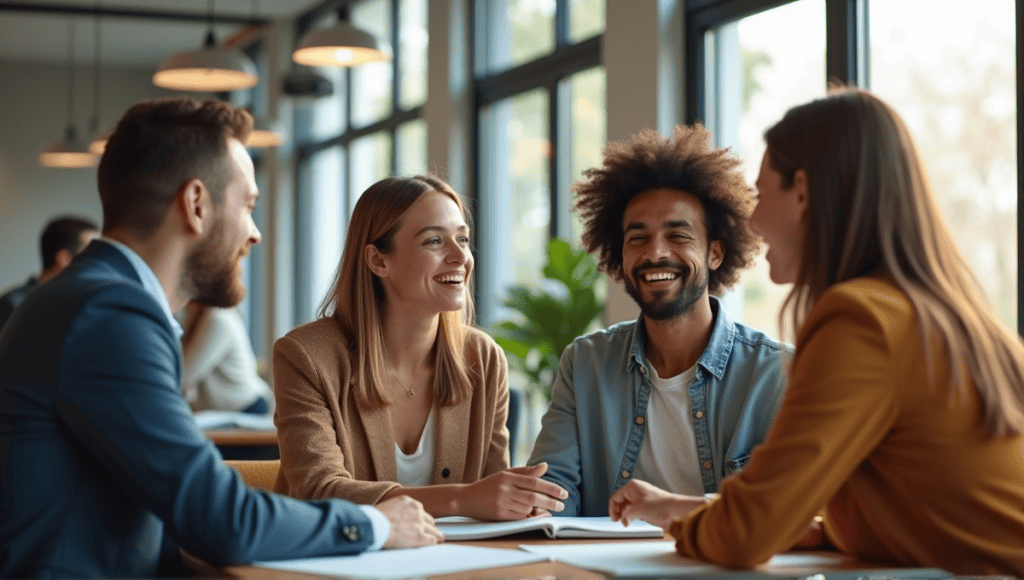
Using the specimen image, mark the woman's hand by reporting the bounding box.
[608,479,707,530]
[457,462,568,521]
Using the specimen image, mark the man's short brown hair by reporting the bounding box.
[97,97,253,239]
[574,124,760,295]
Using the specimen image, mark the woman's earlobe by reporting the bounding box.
[364,244,388,278]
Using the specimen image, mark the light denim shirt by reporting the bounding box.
[529,296,792,517]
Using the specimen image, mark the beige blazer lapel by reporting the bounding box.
[433,398,471,484]
[356,396,397,482]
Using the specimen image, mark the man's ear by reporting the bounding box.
[179,178,210,237]
[792,169,809,221]
[364,244,389,278]
[53,248,74,269]
[708,240,724,271]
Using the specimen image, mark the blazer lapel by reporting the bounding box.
[433,398,470,484]
[356,395,397,482]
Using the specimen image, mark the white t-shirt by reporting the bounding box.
[395,406,437,487]
[632,364,705,495]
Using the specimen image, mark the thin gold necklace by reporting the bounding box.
[393,362,426,398]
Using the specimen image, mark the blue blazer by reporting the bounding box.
[0,241,373,579]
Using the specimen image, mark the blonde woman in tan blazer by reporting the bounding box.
[273,175,568,520]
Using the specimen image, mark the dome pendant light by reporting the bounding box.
[40,20,98,168]
[153,0,257,91]
[293,5,392,67]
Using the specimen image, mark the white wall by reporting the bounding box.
[0,60,170,290]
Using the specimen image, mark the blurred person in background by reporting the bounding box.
[0,216,97,330]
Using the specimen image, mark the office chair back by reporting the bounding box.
[224,459,280,491]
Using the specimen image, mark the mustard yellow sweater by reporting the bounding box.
[671,278,1024,575]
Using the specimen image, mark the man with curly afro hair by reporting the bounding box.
[528,124,793,518]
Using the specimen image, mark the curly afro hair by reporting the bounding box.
[574,124,760,295]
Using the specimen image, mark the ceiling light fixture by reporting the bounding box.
[40,19,98,168]
[88,2,114,156]
[152,0,258,91]
[293,5,392,67]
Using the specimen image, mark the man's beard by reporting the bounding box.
[624,259,709,321]
[184,215,246,308]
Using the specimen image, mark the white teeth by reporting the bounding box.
[644,272,678,282]
[436,274,464,283]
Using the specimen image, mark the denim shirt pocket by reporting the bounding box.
[724,454,751,476]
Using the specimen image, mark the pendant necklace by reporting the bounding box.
[394,362,426,398]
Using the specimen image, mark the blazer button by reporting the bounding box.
[441,467,451,478]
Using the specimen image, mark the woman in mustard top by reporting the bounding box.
[608,88,1024,576]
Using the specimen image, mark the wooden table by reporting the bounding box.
[205,428,279,460]
[205,428,278,447]
[202,533,938,580]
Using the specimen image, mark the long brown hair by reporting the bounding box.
[319,175,475,409]
[765,87,1024,436]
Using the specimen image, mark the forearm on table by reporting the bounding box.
[380,484,468,517]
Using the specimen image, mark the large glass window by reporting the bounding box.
[870,0,1017,329]
[480,90,551,309]
[474,1,603,328]
[293,0,429,325]
[699,0,826,339]
[690,0,1020,337]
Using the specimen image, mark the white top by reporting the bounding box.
[395,406,437,487]
[181,307,273,413]
[632,363,705,495]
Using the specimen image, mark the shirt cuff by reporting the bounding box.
[359,505,391,551]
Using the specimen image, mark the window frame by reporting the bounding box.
[684,0,1024,333]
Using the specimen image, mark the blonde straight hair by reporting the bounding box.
[765,88,1024,436]
[319,175,475,409]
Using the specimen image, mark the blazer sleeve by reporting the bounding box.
[273,334,401,504]
[527,344,583,516]
[53,286,375,565]
[482,337,511,476]
[670,289,901,568]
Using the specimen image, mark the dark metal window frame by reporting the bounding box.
[292,0,425,322]
[686,0,1024,332]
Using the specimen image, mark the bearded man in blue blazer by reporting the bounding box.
[0,97,441,579]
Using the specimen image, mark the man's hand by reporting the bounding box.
[376,496,444,549]
[457,462,569,521]
[608,479,707,530]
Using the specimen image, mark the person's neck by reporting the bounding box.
[381,305,438,375]
[36,265,61,284]
[642,294,715,378]
[103,228,190,312]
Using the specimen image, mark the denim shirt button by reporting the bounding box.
[695,411,704,419]
[635,416,644,425]
[702,461,712,470]
[621,470,631,479]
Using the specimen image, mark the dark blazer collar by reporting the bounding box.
[75,239,144,285]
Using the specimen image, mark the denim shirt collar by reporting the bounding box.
[626,295,736,379]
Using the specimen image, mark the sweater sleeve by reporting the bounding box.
[671,287,902,567]
[273,335,401,504]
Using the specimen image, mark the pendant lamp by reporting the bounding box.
[247,115,283,148]
[153,0,257,91]
[293,5,392,67]
[40,20,98,168]
[88,4,114,156]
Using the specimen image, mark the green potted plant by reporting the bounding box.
[491,238,605,407]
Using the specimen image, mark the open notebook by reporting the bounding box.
[435,516,664,541]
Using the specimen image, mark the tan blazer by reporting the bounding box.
[272,318,510,505]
